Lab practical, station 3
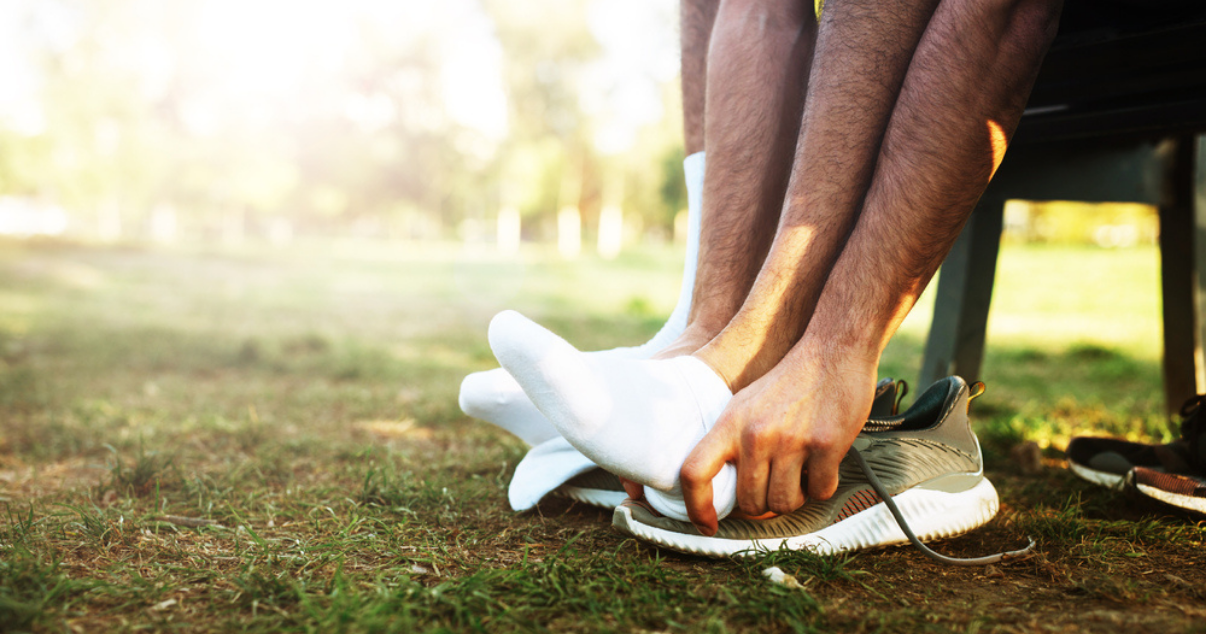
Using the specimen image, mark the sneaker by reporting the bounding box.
[611,376,1000,558]
[554,378,908,510]
[1126,467,1206,516]
[1067,394,1206,498]
[559,468,629,508]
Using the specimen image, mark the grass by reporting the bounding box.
[0,237,1203,633]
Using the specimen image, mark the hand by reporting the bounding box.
[679,348,878,535]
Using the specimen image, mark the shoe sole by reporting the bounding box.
[1067,461,1126,490]
[1124,471,1206,516]
[560,486,627,509]
[612,478,1000,558]
[1131,482,1206,515]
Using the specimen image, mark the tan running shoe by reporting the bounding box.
[612,376,1000,558]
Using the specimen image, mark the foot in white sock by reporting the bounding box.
[459,152,707,447]
[459,348,640,448]
[488,309,737,522]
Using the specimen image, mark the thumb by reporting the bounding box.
[680,425,735,536]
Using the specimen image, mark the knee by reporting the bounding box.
[947,0,1063,46]
[1008,0,1064,46]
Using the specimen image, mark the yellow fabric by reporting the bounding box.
[815,0,824,20]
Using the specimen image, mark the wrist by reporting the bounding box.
[795,321,883,372]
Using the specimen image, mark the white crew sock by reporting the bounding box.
[459,152,707,447]
[508,437,599,511]
[489,309,737,522]
[640,150,705,353]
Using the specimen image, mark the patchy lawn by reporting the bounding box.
[1,239,1201,633]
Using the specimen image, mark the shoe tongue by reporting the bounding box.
[1088,451,1134,475]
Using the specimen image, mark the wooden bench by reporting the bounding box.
[919,5,1206,414]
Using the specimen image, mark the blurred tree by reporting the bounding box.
[0,0,686,244]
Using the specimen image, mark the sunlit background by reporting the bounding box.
[0,0,690,257]
[0,0,1161,256]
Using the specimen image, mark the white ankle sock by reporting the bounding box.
[489,309,737,522]
[639,151,705,353]
[459,370,563,447]
[508,437,599,511]
[459,152,707,447]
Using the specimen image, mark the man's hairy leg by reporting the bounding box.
[693,0,942,390]
[683,0,1062,532]
[680,0,717,157]
[655,0,817,359]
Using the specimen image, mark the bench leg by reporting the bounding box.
[1199,136,1206,398]
[1159,135,1206,416]
[919,195,1005,389]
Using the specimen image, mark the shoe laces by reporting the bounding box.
[849,446,1035,566]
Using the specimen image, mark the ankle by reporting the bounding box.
[691,345,754,393]
[650,324,717,360]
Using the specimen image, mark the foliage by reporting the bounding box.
[0,0,686,243]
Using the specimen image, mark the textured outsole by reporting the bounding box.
[1067,461,1126,490]
[613,478,1000,558]
[1132,482,1206,515]
[560,485,627,509]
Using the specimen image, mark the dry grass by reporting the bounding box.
[0,238,1202,633]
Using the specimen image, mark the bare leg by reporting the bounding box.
[657,0,818,358]
[681,0,718,156]
[694,0,943,390]
[683,0,1062,530]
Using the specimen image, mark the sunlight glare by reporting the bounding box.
[196,0,353,99]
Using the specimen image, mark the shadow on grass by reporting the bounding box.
[878,332,1167,458]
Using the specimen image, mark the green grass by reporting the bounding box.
[0,238,1202,633]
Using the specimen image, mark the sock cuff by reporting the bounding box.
[672,356,732,429]
[683,151,705,182]
[683,152,705,218]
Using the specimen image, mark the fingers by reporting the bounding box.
[804,446,844,501]
[767,454,807,514]
[736,447,770,517]
[680,426,735,536]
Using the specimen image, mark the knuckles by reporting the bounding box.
[768,493,804,515]
[739,498,767,517]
